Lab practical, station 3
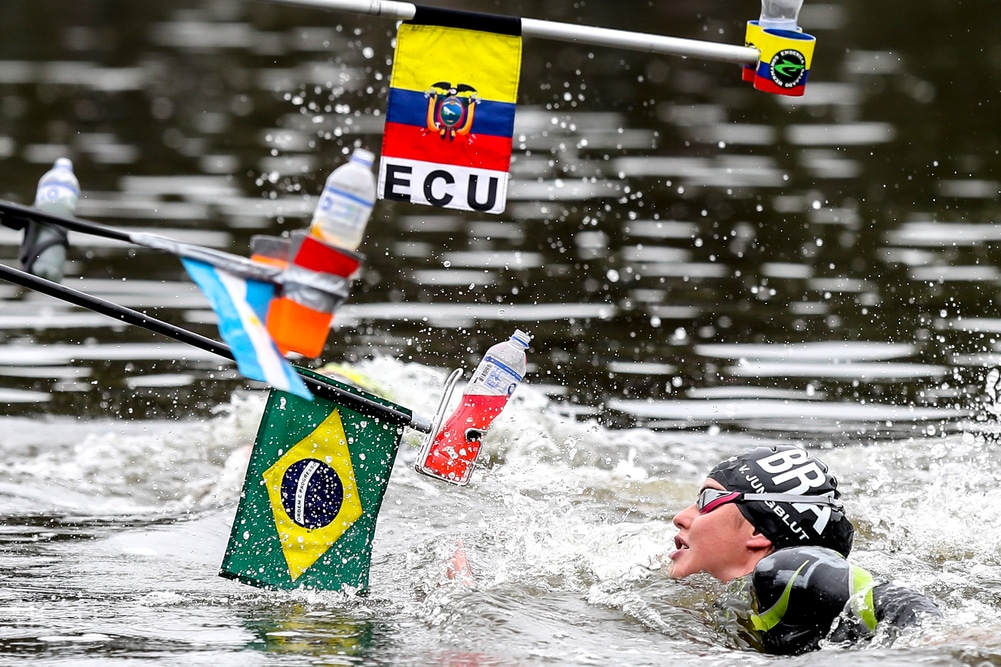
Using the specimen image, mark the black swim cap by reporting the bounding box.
[708,446,854,556]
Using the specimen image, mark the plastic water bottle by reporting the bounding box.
[21,157,78,282]
[759,0,804,30]
[35,158,79,216]
[416,330,532,485]
[308,148,376,251]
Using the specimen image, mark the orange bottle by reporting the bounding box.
[265,231,362,358]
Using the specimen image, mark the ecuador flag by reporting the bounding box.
[220,369,407,592]
[379,7,522,214]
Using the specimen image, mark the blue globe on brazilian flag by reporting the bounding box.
[220,368,408,592]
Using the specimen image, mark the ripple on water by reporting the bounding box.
[888,221,1001,246]
[0,388,50,403]
[606,398,964,423]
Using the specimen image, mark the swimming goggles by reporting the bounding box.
[696,488,842,514]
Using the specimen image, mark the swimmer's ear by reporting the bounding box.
[747,530,773,551]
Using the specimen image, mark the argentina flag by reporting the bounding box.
[182,258,311,401]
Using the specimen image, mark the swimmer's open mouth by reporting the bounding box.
[675,536,689,550]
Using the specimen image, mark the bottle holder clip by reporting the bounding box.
[743,20,816,97]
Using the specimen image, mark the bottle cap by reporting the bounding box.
[351,148,376,167]
[54,157,74,171]
[511,329,532,348]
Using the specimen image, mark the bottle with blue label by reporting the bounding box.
[263,148,374,358]
[308,148,376,251]
[20,157,78,282]
[416,330,532,484]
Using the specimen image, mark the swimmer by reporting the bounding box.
[670,445,941,654]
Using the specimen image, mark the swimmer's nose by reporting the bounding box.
[673,502,697,529]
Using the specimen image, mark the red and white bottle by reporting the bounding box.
[416,330,532,485]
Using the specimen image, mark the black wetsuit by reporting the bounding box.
[715,546,942,655]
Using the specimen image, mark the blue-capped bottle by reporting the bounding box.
[20,158,78,282]
[416,330,532,484]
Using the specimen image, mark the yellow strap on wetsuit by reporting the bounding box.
[849,564,878,632]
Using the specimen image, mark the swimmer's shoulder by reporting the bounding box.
[748,546,940,654]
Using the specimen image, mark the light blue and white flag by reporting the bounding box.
[182,258,311,401]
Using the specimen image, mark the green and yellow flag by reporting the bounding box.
[220,369,408,592]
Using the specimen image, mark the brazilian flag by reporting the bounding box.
[220,368,408,592]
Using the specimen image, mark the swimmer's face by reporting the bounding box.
[669,478,772,582]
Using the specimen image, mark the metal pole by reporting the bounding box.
[261,0,760,66]
[521,18,758,65]
[0,198,133,243]
[0,199,281,284]
[266,0,416,19]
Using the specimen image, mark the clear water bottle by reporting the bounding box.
[759,0,804,30]
[20,157,78,282]
[308,148,376,251]
[416,330,532,485]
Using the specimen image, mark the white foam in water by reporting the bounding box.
[1,356,998,663]
[0,392,265,512]
[834,434,1001,568]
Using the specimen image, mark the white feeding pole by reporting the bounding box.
[262,0,761,66]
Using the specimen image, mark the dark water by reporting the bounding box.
[1,1,1001,665]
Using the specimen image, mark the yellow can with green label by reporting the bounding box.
[744,21,816,97]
